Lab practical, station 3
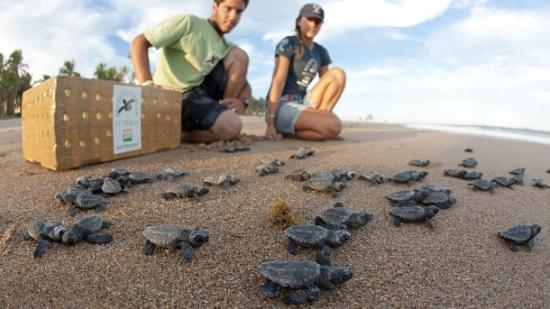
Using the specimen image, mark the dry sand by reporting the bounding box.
[0,116,548,307]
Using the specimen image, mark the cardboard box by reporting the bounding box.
[22,76,182,170]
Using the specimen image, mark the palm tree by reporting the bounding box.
[0,50,32,116]
[59,60,81,77]
[94,62,129,82]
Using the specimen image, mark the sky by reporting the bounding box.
[1,0,550,131]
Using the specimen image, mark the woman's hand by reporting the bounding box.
[219,98,246,114]
[265,124,282,141]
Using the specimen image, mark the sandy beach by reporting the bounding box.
[0,116,548,308]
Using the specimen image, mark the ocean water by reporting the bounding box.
[404,124,550,146]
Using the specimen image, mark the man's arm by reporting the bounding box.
[131,33,153,85]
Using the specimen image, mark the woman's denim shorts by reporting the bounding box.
[273,94,315,134]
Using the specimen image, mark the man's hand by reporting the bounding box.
[219,98,246,114]
[265,124,282,141]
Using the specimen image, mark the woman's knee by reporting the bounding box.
[322,116,342,139]
[329,67,346,86]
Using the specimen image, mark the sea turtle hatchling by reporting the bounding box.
[464,148,473,153]
[101,177,122,195]
[498,224,541,252]
[219,145,250,153]
[129,172,152,184]
[258,260,353,305]
[386,190,420,207]
[532,178,550,189]
[409,159,430,167]
[421,191,456,209]
[464,171,483,180]
[509,168,525,175]
[203,174,240,188]
[328,169,357,182]
[75,176,104,193]
[290,147,315,159]
[162,184,209,200]
[256,159,285,176]
[285,169,312,182]
[389,170,428,185]
[492,176,515,189]
[284,224,351,257]
[62,215,113,246]
[142,225,209,261]
[314,202,373,230]
[107,167,130,179]
[68,193,106,216]
[358,171,386,185]
[468,179,496,193]
[302,174,346,197]
[55,187,92,205]
[26,219,66,257]
[156,167,189,182]
[389,206,439,228]
[459,158,478,168]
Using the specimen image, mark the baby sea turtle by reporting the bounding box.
[459,158,478,168]
[62,215,113,246]
[26,219,66,257]
[409,159,430,167]
[421,191,456,209]
[129,172,152,184]
[75,176,104,193]
[389,206,439,228]
[55,187,92,205]
[329,169,357,182]
[314,203,373,230]
[358,171,386,185]
[532,178,550,189]
[510,174,524,185]
[492,177,515,189]
[290,147,315,159]
[68,193,106,216]
[509,168,525,175]
[284,224,351,256]
[219,144,250,153]
[464,171,483,180]
[386,190,420,207]
[464,148,473,153]
[203,174,240,188]
[256,159,284,176]
[302,174,346,197]
[142,225,209,261]
[444,169,467,179]
[285,169,312,182]
[162,184,209,200]
[389,170,428,185]
[156,167,189,181]
[258,260,353,305]
[108,167,130,179]
[468,179,496,193]
[102,177,122,195]
[498,224,541,252]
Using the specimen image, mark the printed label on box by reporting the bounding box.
[113,85,142,154]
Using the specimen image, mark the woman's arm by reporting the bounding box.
[265,55,291,140]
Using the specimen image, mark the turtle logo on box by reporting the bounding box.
[118,99,135,114]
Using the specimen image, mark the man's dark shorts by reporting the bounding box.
[181,61,228,131]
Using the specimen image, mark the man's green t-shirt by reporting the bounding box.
[144,14,234,93]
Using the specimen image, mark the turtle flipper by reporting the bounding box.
[507,240,519,252]
[393,216,401,227]
[426,219,435,229]
[527,239,535,251]
[260,280,280,298]
[144,240,156,255]
[179,241,195,262]
[34,239,50,258]
[68,205,77,217]
[287,239,299,255]
[283,286,320,305]
[86,233,113,244]
[315,245,332,266]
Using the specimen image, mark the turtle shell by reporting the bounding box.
[358,171,385,184]
[390,206,432,222]
[109,167,130,178]
[444,169,466,178]
[469,179,494,191]
[493,176,513,187]
[464,171,483,180]
[285,169,312,182]
[422,192,455,209]
[499,225,540,244]
[76,215,104,232]
[284,225,329,247]
[102,178,122,194]
[304,174,334,192]
[509,168,525,175]
[129,172,151,184]
[459,158,478,168]
[28,219,65,241]
[164,184,195,198]
[386,190,416,202]
[74,194,104,210]
[258,260,321,289]
[409,159,430,167]
[316,207,352,226]
[143,225,185,246]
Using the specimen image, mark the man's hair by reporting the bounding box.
[214,0,249,8]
